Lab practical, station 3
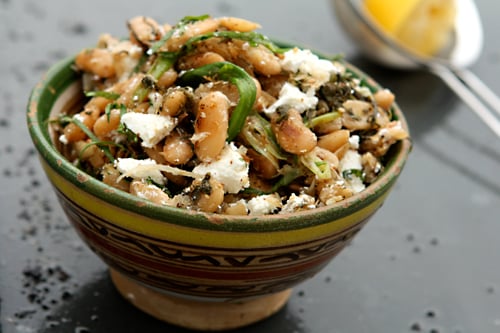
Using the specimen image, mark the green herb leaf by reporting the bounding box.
[117,122,139,143]
[241,112,288,170]
[132,51,179,104]
[299,150,333,180]
[148,52,178,79]
[59,115,115,162]
[149,14,211,54]
[178,61,257,141]
[84,91,120,100]
[269,165,303,193]
[179,14,211,25]
[342,169,365,181]
[145,177,172,196]
[133,53,149,73]
[243,165,303,195]
[135,26,283,110]
[305,111,341,128]
[183,31,287,54]
[78,140,125,162]
[104,103,127,122]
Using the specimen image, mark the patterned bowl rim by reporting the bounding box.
[26,45,412,233]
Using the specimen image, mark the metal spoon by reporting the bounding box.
[332,0,500,137]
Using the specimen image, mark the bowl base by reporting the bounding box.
[110,269,292,331]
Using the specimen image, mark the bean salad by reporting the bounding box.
[52,15,409,215]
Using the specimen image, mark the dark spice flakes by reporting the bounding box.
[19,263,73,314]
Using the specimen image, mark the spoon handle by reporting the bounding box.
[452,68,500,117]
[429,63,500,137]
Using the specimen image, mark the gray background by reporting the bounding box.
[1,0,499,332]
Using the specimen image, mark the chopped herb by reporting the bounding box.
[132,51,179,105]
[269,165,303,193]
[183,31,288,54]
[78,140,124,161]
[145,177,172,196]
[104,103,127,122]
[58,115,115,162]
[243,166,302,195]
[134,26,284,109]
[241,112,288,170]
[84,91,120,100]
[149,14,211,54]
[342,169,365,181]
[305,111,341,128]
[133,52,149,73]
[116,122,139,143]
[299,150,332,180]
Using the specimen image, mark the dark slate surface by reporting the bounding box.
[1,0,499,332]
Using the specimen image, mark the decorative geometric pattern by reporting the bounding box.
[55,188,371,298]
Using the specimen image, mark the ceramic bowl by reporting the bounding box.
[27,53,411,331]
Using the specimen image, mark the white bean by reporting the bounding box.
[193,91,230,162]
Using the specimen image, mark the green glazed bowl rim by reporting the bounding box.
[27,46,411,233]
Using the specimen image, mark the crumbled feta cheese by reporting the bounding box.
[281,48,340,89]
[346,175,365,193]
[192,142,249,194]
[281,193,316,213]
[349,135,360,149]
[247,194,282,215]
[339,150,365,193]
[120,113,177,148]
[264,82,318,115]
[340,149,363,172]
[59,134,68,145]
[115,158,165,185]
[73,113,86,123]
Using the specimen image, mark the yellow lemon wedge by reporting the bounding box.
[364,0,457,56]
